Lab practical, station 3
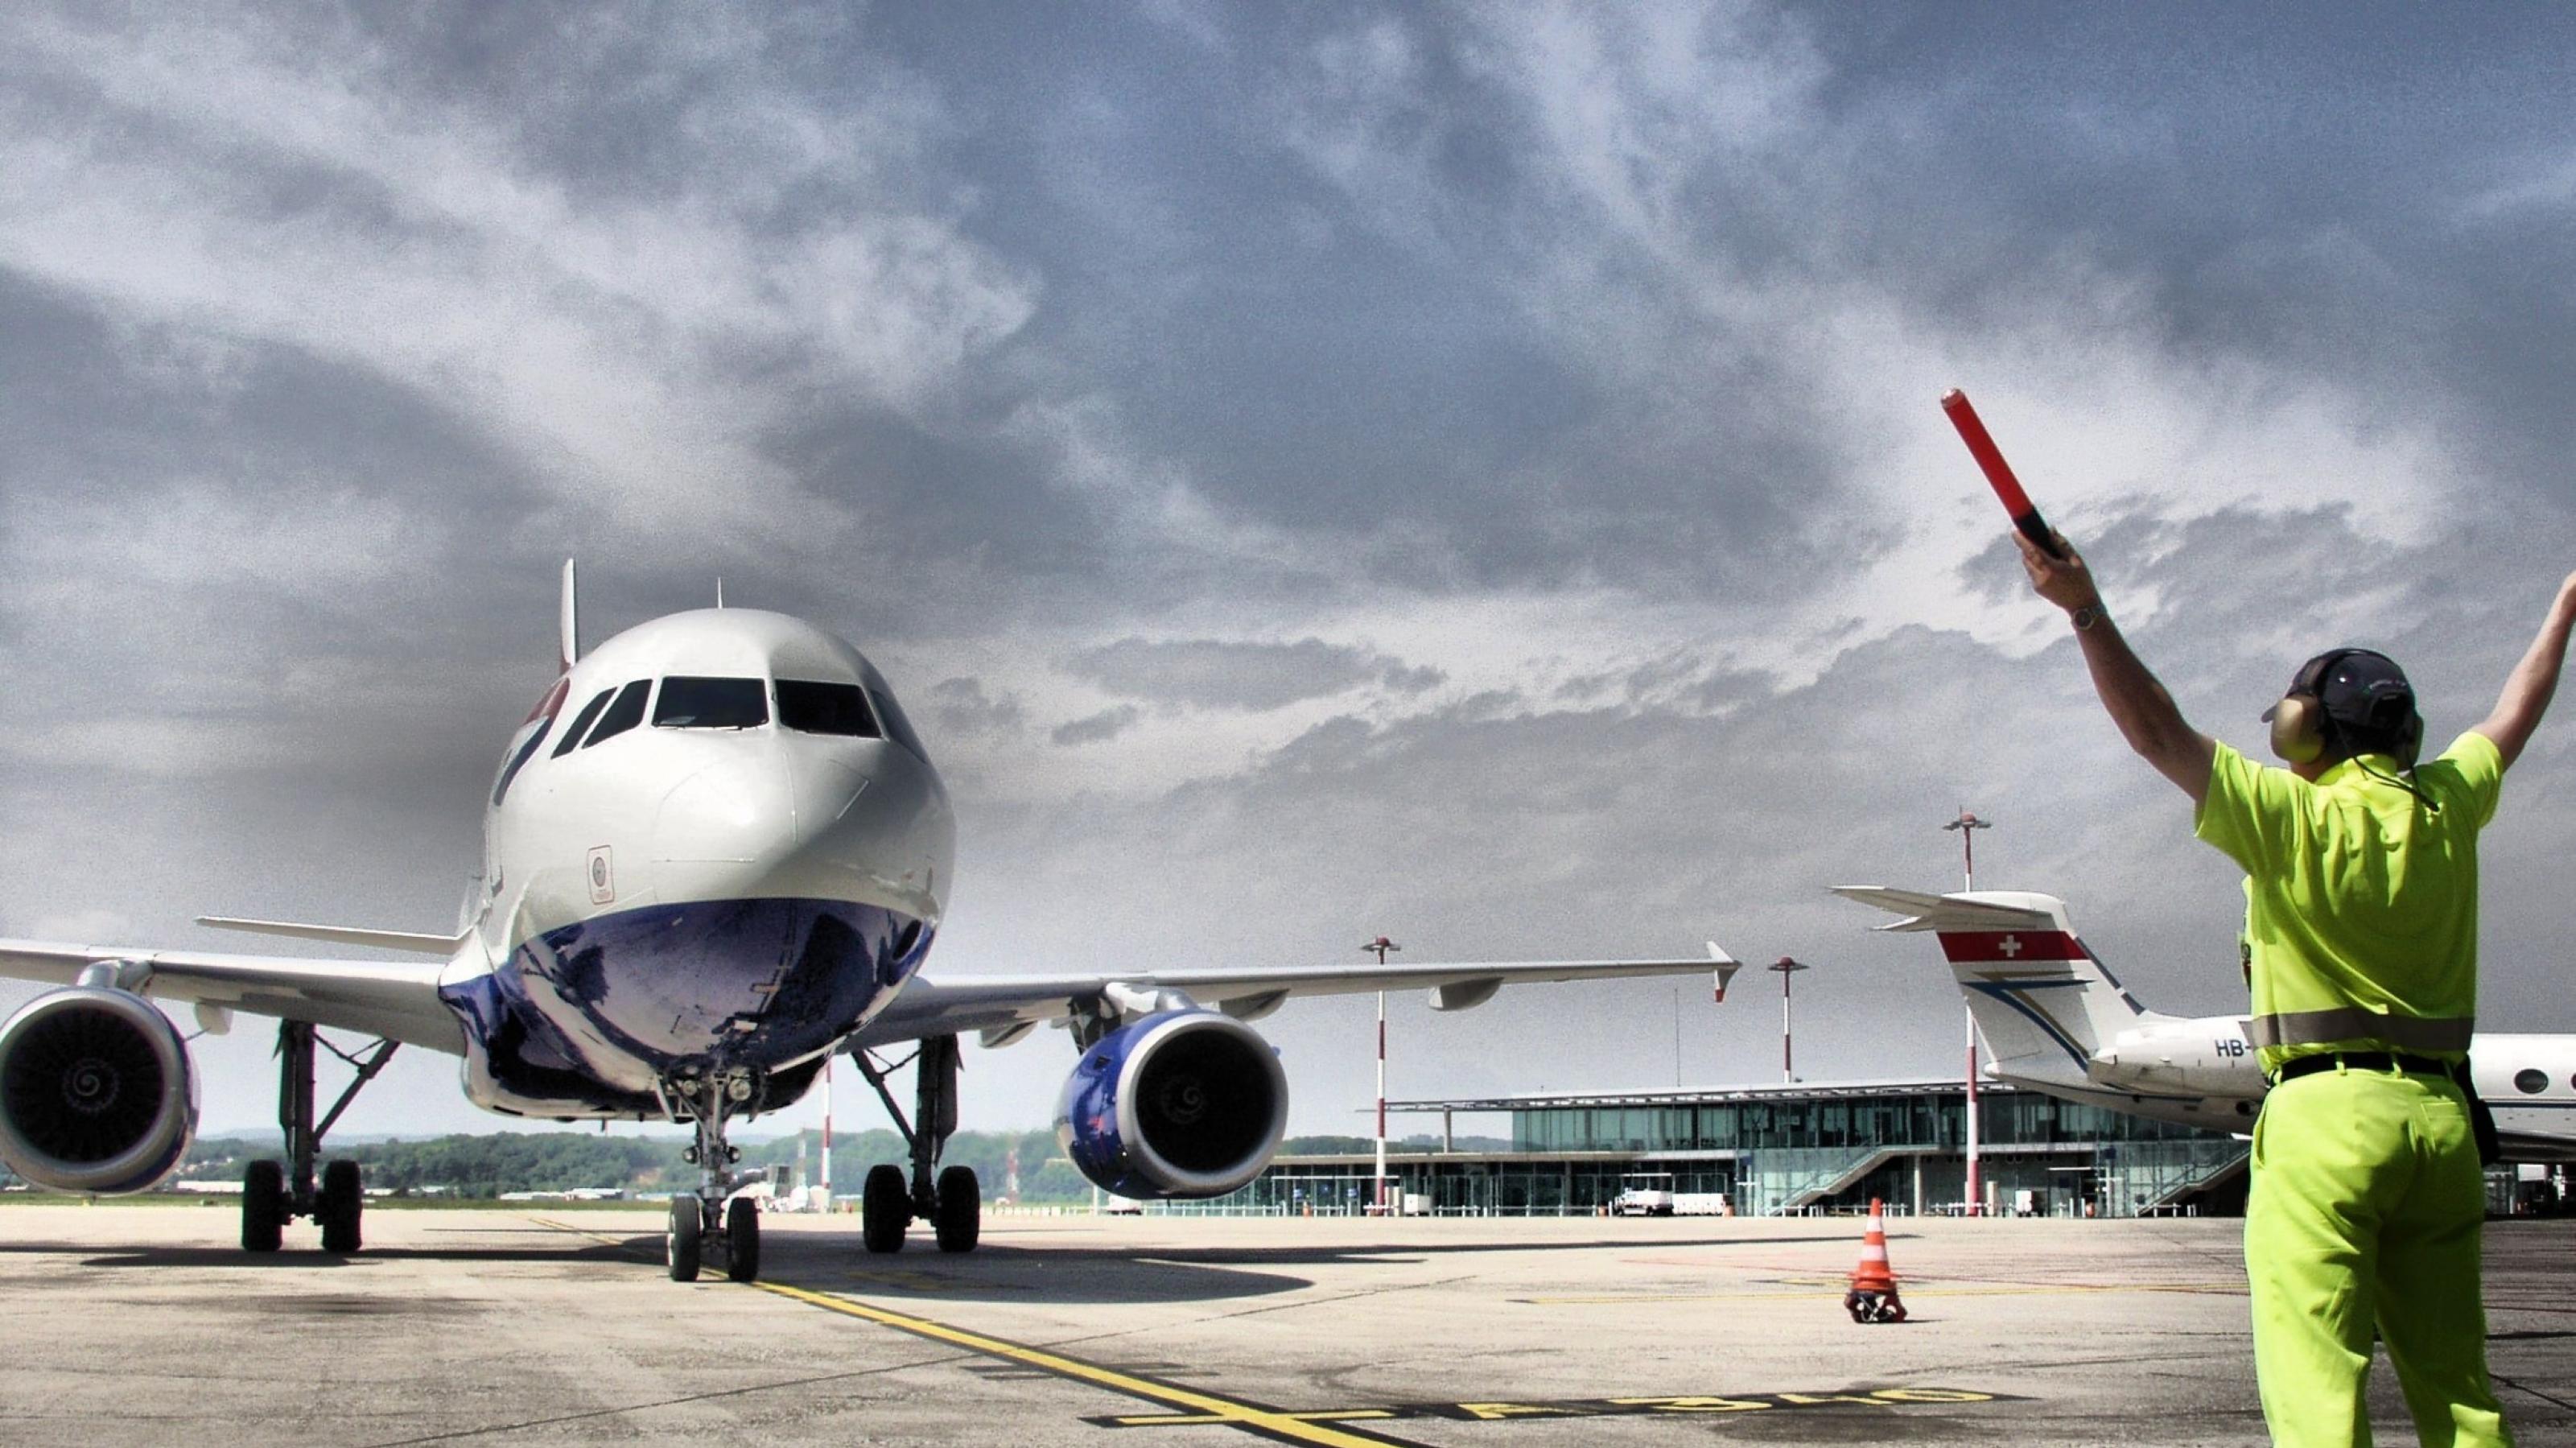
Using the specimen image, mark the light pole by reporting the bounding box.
[1362,936,1399,1214]
[1767,955,1809,1083]
[1945,809,1990,1217]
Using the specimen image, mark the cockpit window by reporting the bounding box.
[550,688,616,758]
[583,680,651,748]
[653,676,769,729]
[868,685,931,764]
[775,680,881,737]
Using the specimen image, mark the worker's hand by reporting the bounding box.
[2017,528,2101,615]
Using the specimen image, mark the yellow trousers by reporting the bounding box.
[2248,1066,2511,1446]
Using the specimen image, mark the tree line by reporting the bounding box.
[169,1129,1502,1199]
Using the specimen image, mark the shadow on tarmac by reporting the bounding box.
[0,1223,1886,1305]
[0,1240,645,1269]
[727,1227,1878,1305]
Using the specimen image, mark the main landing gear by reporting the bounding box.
[853,1034,979,1254]
[241,1020,398,1255]
[661,1068,764,1284]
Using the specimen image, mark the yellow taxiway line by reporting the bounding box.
[750,1281,1423,1448]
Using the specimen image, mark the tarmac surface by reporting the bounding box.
[2,1203,2570,1446]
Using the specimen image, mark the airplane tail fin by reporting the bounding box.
[558,559,579,674]
[1832,887,2148,1083]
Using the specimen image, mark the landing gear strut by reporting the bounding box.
[241,1020,398,1255]
[853,1034,979,1253]
[661,1068,763,1283]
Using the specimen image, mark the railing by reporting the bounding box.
[1734,1146,1893,1215]
[2100,1139,2248,1216]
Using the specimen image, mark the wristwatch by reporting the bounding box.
[2071,602,2106,633]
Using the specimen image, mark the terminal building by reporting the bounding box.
[1225,1078,2250,1219]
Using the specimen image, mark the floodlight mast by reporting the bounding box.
[1766,955,1809,1084]
[1946,809,1992,1217]
[1362,936,1400,1214]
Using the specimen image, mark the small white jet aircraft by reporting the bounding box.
[0,565,1729,1281]
[1836,887,2576,1160]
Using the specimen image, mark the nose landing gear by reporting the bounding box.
[661,1068,764,1284]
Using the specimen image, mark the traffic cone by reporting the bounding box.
[1843,1198,1907,1324]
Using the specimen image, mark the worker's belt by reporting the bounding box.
[2248,1007,2473,1053]
[2271,1051,2452,1083]
[2265,1052,2502,1167]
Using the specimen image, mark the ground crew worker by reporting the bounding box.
[2017,526,2576,1447]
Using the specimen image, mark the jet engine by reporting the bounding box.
[0,986,197,1194]
[1055,1010,1288,1198]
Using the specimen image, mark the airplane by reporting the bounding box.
[0,563,1733,1282]
[1835,887,2576,1161]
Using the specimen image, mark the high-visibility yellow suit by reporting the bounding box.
[2198,733,2512,1447]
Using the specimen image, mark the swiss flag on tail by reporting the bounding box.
[1935,930,2085,964]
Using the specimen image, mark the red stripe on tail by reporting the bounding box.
[1935,930,2084,963]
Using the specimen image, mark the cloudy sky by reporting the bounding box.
[6,2,2576,1144]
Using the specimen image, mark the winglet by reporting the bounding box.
[1708,942,1742,1002]
[558,558,579,674]
[1829,885,2056,934]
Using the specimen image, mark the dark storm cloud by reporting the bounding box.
[926,678,1027,739]
[1069,637,1433,712]
[1051,704,1144,747]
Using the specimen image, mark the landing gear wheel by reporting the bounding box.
[862,1164,909,1254]
[724,1197,761,1282]
[667,1195,704,1282]
[934,1165,980,1253]
[319,1160,364,1253]
[242,1160,285,1253]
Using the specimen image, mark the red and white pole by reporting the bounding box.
[1949,810,1989,1218]
[1767,956,1808,1085]
[1375,989,1388,1212]
[1781,971,1793,1082]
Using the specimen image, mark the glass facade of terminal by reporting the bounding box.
[1218,1083,2252,1219]
[1513,1089,2222,1155]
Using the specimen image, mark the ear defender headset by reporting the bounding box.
[2263,647,2426,771]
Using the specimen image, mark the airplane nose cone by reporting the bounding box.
[653,749,793,874]
[789,754,871,848]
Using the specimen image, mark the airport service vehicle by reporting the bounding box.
[1837,888,2576,1160]
[1610,1173,1676,1216]
[0,565,1729,1283]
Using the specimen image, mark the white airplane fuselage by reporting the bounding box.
[2083,1015,2576,1154]
[1844,889,2576,1159]
[441,608,954,1120]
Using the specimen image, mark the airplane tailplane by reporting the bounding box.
[1832,887,2149,1082]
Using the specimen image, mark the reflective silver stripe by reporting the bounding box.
[2249,1008,2474,1053]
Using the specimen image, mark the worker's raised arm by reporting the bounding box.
[2018,530,2218,806]
[2471,571,2576,771]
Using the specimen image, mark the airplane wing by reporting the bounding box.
[0,939,462,1051]
[1831,885,2057,934]
[852,948,1735,1050]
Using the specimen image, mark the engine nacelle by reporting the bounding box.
[1056,1010,1288,1199]
[0,987,198,1194]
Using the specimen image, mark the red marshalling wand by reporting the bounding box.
[1939,389,2066,561]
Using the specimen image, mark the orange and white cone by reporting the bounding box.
[1843,1198,1906,1324]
